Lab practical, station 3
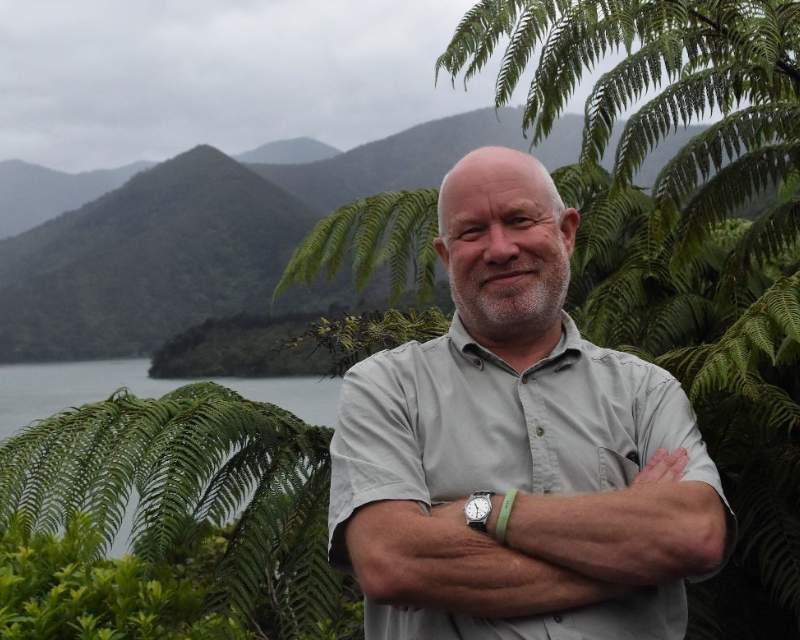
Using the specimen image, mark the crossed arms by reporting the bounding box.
[344,448,728,617]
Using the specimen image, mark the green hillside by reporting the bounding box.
[0,146,356,362]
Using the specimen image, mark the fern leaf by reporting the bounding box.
[671,143,800,268]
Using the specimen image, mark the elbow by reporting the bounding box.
[356,552,414,605]
[679,512,727,577]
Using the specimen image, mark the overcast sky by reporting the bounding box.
[1,0,594,173]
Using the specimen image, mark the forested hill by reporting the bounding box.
[248,106,708,214]
[0,146,347,362]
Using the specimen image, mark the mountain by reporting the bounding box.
[0,145,350,362]
[234,137,341,164]
[248,106,708,215]
[0,159,154,240]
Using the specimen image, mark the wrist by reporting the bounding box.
[485,494,504,537]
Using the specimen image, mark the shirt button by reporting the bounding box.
[553,614,563,623]
[521,375,528,384]
[535,427,544,437]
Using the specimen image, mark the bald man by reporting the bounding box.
[328,147,732,640]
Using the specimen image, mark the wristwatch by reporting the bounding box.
[463,491,493,532]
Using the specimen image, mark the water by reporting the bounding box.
[0,358,344,555]
[0,358,342,438]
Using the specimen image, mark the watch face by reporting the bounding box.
[466,497,491,520]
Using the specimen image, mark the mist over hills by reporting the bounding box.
[0,137,339,241]
[234,137,341,164]
[0,146,347,362]
[0,160,155,240]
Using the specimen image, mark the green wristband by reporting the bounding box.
[495,489,518,545]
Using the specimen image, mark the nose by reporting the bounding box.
[482,224,519,264]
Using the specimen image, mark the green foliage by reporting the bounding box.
[0,511,252,640]
[275,189,440,305]
[0,383,360,639]
[292,307,453,376]
[148,312,334,378]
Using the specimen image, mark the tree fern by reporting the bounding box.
[274,190,439,304]
[681,272,800,401]
[0,383,349,640]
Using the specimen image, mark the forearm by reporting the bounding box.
[492,481,727,585]
[346,500,627,617]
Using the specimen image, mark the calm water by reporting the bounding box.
[0,358,344,555]
[0,358,343,439]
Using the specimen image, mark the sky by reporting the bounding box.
[2,0,594,174]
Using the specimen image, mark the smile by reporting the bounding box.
[482,271,533,286]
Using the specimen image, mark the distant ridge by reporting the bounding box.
[0,159,154,240]
[248,106,707,214]
[234,137,341,164]
[0,145,335,362]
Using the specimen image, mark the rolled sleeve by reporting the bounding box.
[328,354,430,573]
[637,374,737,579]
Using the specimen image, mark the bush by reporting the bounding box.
[0,512,252,640]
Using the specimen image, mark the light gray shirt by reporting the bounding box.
[329,312,732,640]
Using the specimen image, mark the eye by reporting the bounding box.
[510,216,534,227]
[458,226,482,240]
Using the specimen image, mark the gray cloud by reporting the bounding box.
[0,0,575,172]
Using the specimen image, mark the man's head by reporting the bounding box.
[434,146,580,344]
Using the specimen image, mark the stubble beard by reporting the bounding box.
[449,244,571,343]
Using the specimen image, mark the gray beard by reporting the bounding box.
[449,259,570,343]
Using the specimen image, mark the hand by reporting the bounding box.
[631,448,688,485]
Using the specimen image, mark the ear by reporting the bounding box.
[433,237,450,270]
[559,208,580,258]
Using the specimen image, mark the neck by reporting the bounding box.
[465,315,564,374]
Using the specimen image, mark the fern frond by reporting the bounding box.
[580,32,686,166]
[294,308,451,376]
[494,2,552,106]
[525,1,617,141]
[689,272,800,401]
[274,190,439,303]
[573,184,651,272]
[734,471,800,614]
[715,197,800,311]
[671,143,800,267]
[273,203,360,298]
[652,103,800,214]
[435,0,531,87]
[641,293,717,354]
[581,260,648,346]
[551,162,612,210]
[375,189,439,303]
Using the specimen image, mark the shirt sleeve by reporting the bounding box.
[636,372,737,581]
[327,352,430,573]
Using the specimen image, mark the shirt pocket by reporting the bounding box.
[598,447,640,491]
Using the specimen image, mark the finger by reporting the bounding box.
[633,448,687,484]
[659,455,689,483]
[631,448,667,484]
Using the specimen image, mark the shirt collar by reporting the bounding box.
[449,310,584,371]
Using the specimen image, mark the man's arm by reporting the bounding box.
[345,499,628,617]
[344,450,695,616]
[434,448,727,587]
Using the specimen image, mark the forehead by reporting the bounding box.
[440,154,552,224]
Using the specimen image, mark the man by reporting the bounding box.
[328,147,732,639]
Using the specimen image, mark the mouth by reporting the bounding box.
[481,270,534,286]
